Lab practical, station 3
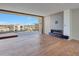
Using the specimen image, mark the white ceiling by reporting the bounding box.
[0,3,79,16]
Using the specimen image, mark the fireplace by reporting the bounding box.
[49,29,69,39]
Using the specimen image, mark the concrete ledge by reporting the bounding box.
[0,33,18,39]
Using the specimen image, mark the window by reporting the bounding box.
[0,13,42,33]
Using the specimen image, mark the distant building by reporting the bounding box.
[0,24,39,32]
[34,24,39,31]
[0,27,9,32]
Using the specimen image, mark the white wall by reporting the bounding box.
[50,12,63,30]
[44,11,71,38]
[70,8,79,40]
[63,10,71,36]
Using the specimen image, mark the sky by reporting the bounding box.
[0,13,39,25]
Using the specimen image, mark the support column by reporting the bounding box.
[63,9,71,39]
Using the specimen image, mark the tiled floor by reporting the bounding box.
[0,32,79,56]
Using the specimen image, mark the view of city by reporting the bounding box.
[0,24,39,33]
[0,14,41,33]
